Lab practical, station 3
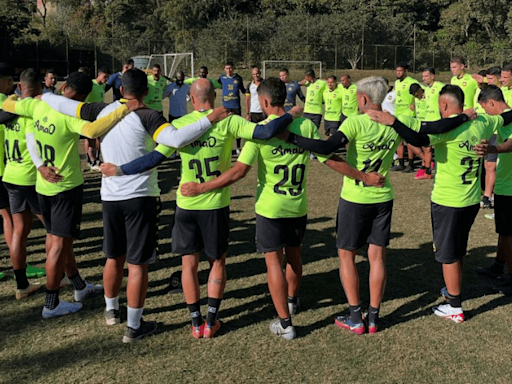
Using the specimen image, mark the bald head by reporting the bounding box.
[190,78,215,107]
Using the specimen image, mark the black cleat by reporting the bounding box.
[122,319,157,343]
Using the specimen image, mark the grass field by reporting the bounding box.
[1,79,511,384]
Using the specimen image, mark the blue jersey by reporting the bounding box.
[218,74,246,110]
[105,72,124,101]
[284,81,305,112]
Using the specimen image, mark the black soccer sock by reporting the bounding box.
[280,317,292,329]
[398,158,405,167]
[425,167,432,175]
[69,272,87,291]
[207,297,222,326]
[45,289,60,310]
[349,305,363,324]
[408,158,414,167]
[187,301,202,327]
[236,138,241,150]
[448,293,462,308]
[288,296,298,305]
[492,259,506,273]
[14,268,29,290]
[368,306,380,324]
[96,149,101,161]
[421,165,426,170]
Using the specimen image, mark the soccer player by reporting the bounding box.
[473,69,489,114]
[501,64,512,106]
[1,71,143,319]
[323,75,344,136]
[450,56,478,109]
[144,64,167,113]
[279,68,305,113]
[381,78,395,114]
[0,69,48,298]
[339,74,358,116]
[105,58,134,102]
[164,71,190,122]
[301,69,327,129]
[100,78,300,339]
[184,66,222,89]
[218,61,246,154]
[42,69,58,95]
[245,66,265,123]
[370,85,512,323]
[179,78,385,340]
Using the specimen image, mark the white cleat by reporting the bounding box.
[288,297,300,316]
[432,303,464,323]
[74,282,104,302]
[42,300,83,319]
[269,318,296,340]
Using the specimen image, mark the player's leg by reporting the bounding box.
[482,159,496,209]
[182,252,203,336]
[283,215,306,315]
[404,144,423,173]
[417,146,433,180]
[391,142,405,171]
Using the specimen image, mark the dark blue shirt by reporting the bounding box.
[284,81,305,112]
[106,72,124,101]
[218,74,246,110]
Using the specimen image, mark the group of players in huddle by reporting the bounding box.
[0,54,512,343]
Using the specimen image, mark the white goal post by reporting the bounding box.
[136,53,194,80]
[261,60,322,79]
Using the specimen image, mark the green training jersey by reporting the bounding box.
[323,88,343,122]
[11,98,89,196]
[428,114,503,207]
[414,95,427,121]
[304,79,327,115]
[494,110,512,196]
[394,76,419,117]
[85,80,105,103]
[144,75,167,112]
[339,114,421,204]
[0,93,7,177]
[238,115,330,219]
[175,111,259,210]
[184,77,222,89]
[424,81,444,121]
[502,86,512,107]
[339,83,358,116]
[3,115,37,186]
[451,73,478,109]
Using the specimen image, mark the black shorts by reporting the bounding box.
[494,195,512,235]
[102,196,161,265]
[171,206,230,260]
[256,214,307,253]
[0,178,9,210]
[431,202,479,264]
[336,198,393,250]
[38,184,83,238]
[3,182,41,215]
[324,120,341,136]
[227,108,241,116]
[250,112,266,123]
[485,135,498,162]
[303,113,322,128]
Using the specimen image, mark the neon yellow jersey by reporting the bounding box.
[494,110,512,196]
[3,116,37,186]
[424,81,444,121]
[428,114,503,207]
[414,95,427,121]
[323,88,343,122]
[85,80,105,103]
[339,84,358,116]
[175,111,259,210]
[238,115,330,219]
[502,86,512,107]
[304,79,327,115]
[144,75,167,112]
[394,76,419,117]
[184,77,222,89]
[451,74,478,109]
[339,114,421,204]
[11,98,88,196]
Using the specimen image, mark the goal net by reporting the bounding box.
[145,53,194,80]
[261,61,322,80]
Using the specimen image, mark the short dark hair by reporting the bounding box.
[488,66,502,76]
[0,62,14,78]
[225,61,234,67]
[503,63,512,73]
[199,66,208,72]
[45,68,57,76]
[153,64,161,70]
[478,84,505,103]
[478,69,489,77]
[257,77,286,107]
[123,58,134,66]
[305,69,316,78]
[280,68,289,74]
[98,68,110,75]
[396,62,409,70]
[341,74,351,80]
[78,66,90,76]
[423,67,436,75]
[20,68,41,88]
[252,66,260,70]
[439,84,464,108]
[409,83,423,95]
[450,56,465,65]
[122,68,147,96]
[66,72,93,95]
[328,75,337,82]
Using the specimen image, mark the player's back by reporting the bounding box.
[304,79,327,114]
[3,115,37,186]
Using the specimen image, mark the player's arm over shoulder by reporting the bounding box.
[1,97,40,117]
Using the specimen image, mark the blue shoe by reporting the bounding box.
[334,315,365,335]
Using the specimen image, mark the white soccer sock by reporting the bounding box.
[104,295,119,311]
[127,306,144,330]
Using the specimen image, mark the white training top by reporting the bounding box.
[382,90,396,115]
[248,81,262,113]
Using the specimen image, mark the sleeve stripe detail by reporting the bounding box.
[153,123,171,141]
[76,102,84,118]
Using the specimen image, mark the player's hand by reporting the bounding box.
[367,110,396,126]
[474,139,490,156]
[288,106,303,118]
[7,94,18,101]
[100,162,117,177]
[472,73,485,84]
[38,165,62,183]
[124,98,146,111]
[462,108,477,120]
[363,172,386,188]
[276,130,290,141]
[409,104,415,111]
[208,107,231,123]
[245,113,251,121]
[180,181,203,197]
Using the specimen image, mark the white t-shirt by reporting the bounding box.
[382,90,396,115]
[247,81,262,113]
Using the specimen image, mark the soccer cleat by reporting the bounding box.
[440,286,450,302]
[362,312,379,334]
[484,213,495,220]
[414,169,425,180]
[432,303,464,323]
[476,264,504,280]
[480,196,492,209]
[490,281,512,296]
[26,264,46,278]
[105,308,121,325]
[204,321,221,339]
[390,164,405,172]
[288,297,300,316]
[60,275,71,288]
[403,165,414,173]
[269,318,296,340]
[418,172,433,180]
[42,300,83,319]
[191,322,205,339]
[122,319,157,343]
[16,282,42,299]
[334,315,365,335]
[74,282,104,302]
